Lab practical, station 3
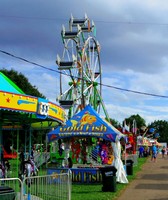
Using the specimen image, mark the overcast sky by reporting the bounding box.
[1,0,168,125]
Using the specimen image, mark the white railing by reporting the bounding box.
[34,152,50,168]
[24,152,50,168]
[87,147,102,166]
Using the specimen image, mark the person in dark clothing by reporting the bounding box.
[1,148,4,166]
[139,146,144,158]
[68,157,73,168]
[19,148,25,176]
[161,146,166,158]
[31,147,35,160]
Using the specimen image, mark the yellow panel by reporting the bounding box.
[0,91,37,113]
[48,102,66,123]
[0,91,66,124]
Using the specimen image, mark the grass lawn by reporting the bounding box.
[71,157,148,200]
[8,157,148,200]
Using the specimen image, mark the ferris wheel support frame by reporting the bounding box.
[56,15,111,122]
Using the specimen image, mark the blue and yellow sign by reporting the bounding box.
[48,104,123,142]
[0,90,66,124]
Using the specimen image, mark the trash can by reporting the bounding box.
[126,159,134,175]
[0,186,16,200]
[99,166,117,192]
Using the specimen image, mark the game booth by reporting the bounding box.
[47,105,128,184]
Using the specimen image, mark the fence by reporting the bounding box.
[0,178,22,200]
[0,170,72,200]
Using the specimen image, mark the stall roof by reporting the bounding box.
[0,72,24,94]
[48,104,124,142]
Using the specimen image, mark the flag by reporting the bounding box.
[132,119,137,134]
[122,120,130,133]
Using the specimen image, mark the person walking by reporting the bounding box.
[161,146,166,158]
[151,144,157,162]
[138,145,144,158]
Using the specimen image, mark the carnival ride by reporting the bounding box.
[56,14,110,121]
[0,71,66,177]
[3,148,17,160]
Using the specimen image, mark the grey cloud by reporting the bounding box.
[1,0,168,123]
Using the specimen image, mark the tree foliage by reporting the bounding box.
[109,118,121,128]
[125,114,146,129]
[149,120,168,143]
[0,68,45,98]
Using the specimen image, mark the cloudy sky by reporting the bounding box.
[1,0,168,125]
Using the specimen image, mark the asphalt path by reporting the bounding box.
[117,154,168,200]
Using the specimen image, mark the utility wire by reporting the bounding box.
[1,49,168,99]
[1,14,168,26]
[102,83,168,98]
[96,20,168,26]
[0,50,56,72]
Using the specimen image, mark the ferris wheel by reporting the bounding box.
[56,14,110,120]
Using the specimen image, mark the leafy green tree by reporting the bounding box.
[124,114,146,133]
[0,68,45,98]
[109,118,121,128]
[148,120,168,143]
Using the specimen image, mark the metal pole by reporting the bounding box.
[124,142,127,175]
[25,130,27,159]
[17,128,19,177]
[29,127,32,156]
[40,131,43,172]
[46,133,48,169]
[0,121,2,163]
[68,169,72,200]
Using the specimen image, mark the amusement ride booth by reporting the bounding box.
[0,72,66,177]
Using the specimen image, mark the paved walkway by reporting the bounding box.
[117,154,168,200]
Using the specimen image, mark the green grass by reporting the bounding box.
[71,157,148,200]
[8,157,148,200]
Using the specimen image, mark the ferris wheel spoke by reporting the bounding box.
[83,83,93,95]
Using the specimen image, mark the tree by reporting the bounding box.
[0,68,45,98]
[148,120,168,143]
[106,118,121,128]
[124,114,146,133]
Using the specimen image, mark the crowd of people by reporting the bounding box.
[138,144,168,162]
